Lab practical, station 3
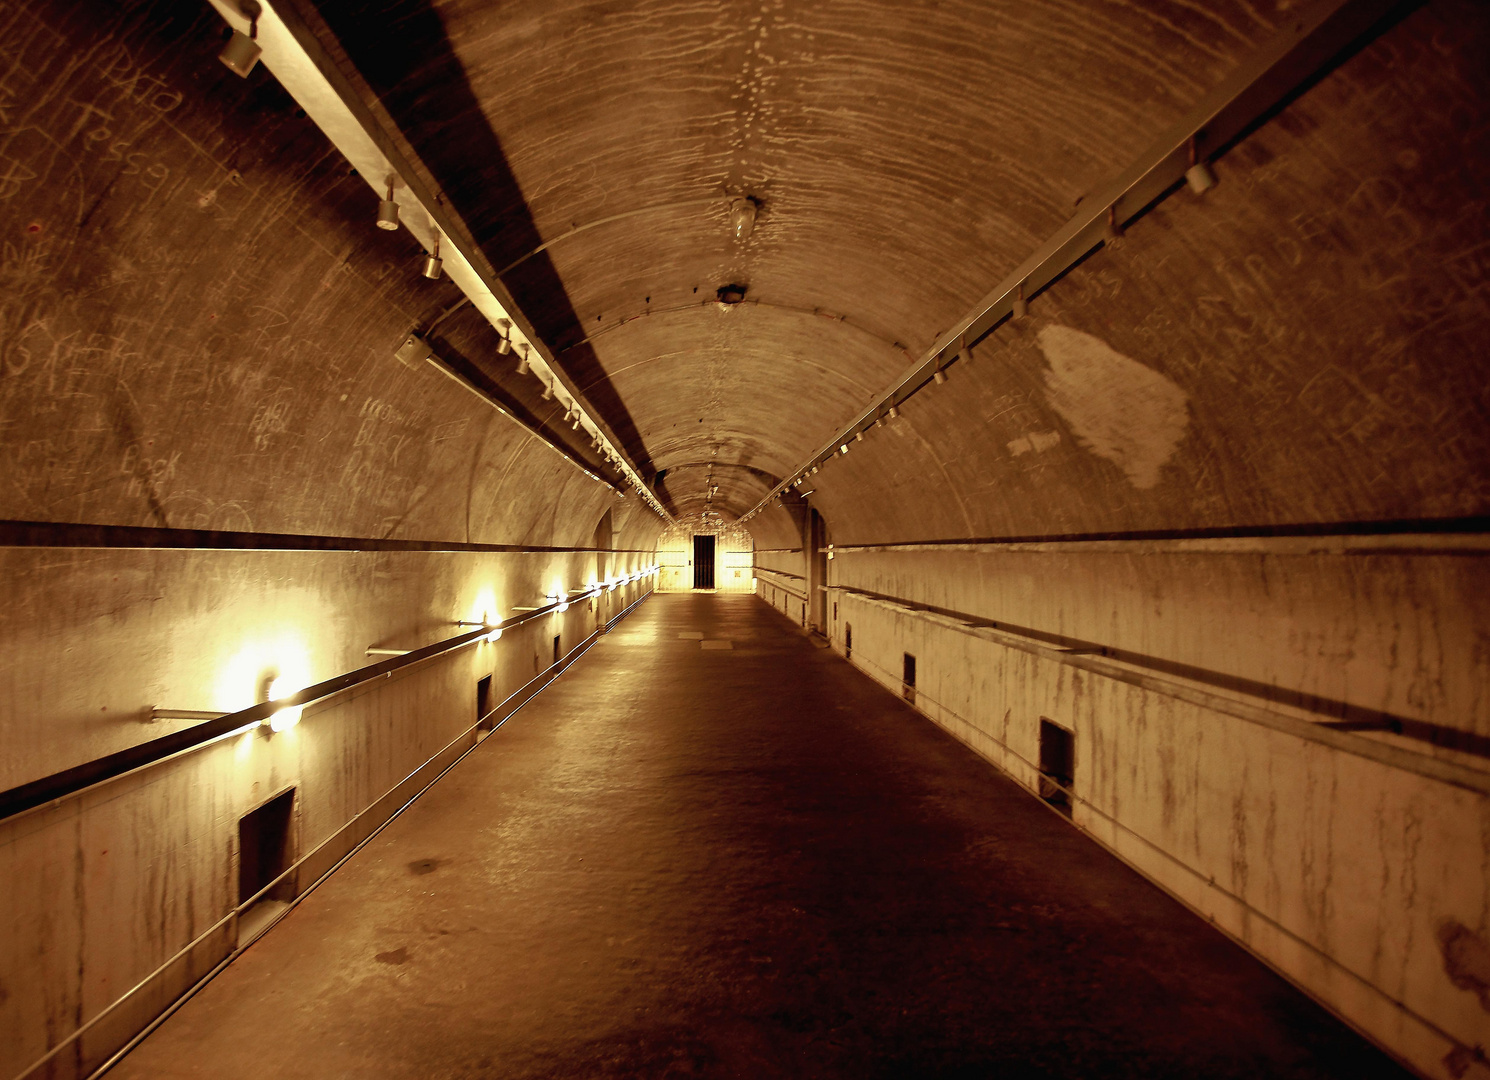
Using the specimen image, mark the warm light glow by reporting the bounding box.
[266,676,303,733]
[217,632,312,729]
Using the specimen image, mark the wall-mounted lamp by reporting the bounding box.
[422,233,443,280]
[377,177,400,231]
[219,2,262,77]
[1185,136,1216,194]
[264,675,302,733]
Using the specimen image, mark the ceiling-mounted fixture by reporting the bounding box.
[540,380,554,401]
[1185,136,1216,194]
[218,1,261,76]
[874,416,884,429]
[855,431,865,443]
[888,405,900,420]
[959,334,974,366]
[571,414,583,431]
[1104,206,1123,245]
[422,233,443,280]
[839,444,849,455]
[377,176,400,231]
[1012,281,1028,319]
[729,196,759,243]
[933,366,947,385]
[716,283,747,306]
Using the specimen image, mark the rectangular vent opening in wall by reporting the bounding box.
[238,787,296,943]
[1039,719,1074,818]
[477,674,493,732]
[902,653,916,705]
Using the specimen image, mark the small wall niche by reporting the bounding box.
[238,787,296,942]
[1039,719,1075,817]
[476,674,492,732]
[902,653,917,704]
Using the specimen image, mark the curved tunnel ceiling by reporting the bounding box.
[312,0,1295,521]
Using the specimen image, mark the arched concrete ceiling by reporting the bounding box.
[312,0,1300,521]
[3,0,1485,552]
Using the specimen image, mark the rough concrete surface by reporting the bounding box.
[114,595,1406,1079]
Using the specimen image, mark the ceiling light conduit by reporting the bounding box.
[205,0,674,522]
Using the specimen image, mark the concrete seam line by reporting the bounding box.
[0,519,661,554]
[829,586,1490,796]
[841,645,1478,1067]
[14,592,653,1080]
[830,531,1490,557]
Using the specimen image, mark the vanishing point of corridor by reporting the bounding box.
[114,595,1403,1079]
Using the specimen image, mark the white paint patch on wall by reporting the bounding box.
[1007,430,1061,457]
[1036,325,1189,489]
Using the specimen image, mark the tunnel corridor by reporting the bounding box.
[1,0,1488,1078]
[111,594,1404,1079]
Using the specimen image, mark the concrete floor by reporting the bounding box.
[114,594,1407,1080]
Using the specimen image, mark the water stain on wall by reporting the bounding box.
[1438,919,1490,1011]
[1035,325,1189,489]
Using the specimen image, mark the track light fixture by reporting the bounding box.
[1012,282,1028,319]
[888,405,900,420]
[874,416,884,429]
[422,233,443,279]
[1185,137,1216,194]
[571,415,583,430]
[855,431,864,442]
[839,444,849,455]
[960,333,974,366]
[377,177,400,231]
[541,380,554,401]
[1104,205,1123,245]
[515,349,529,375]
[219,2,262,77]
[933,365,947,385]
[496,335,512,356]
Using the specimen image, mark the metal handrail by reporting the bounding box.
[0,582,654,823]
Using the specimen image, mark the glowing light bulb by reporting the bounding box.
[267,676,302,733]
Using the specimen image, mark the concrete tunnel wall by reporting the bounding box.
[0,3,662,1077]
[764,6,1490,1079]
[0,0,1487,1078]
